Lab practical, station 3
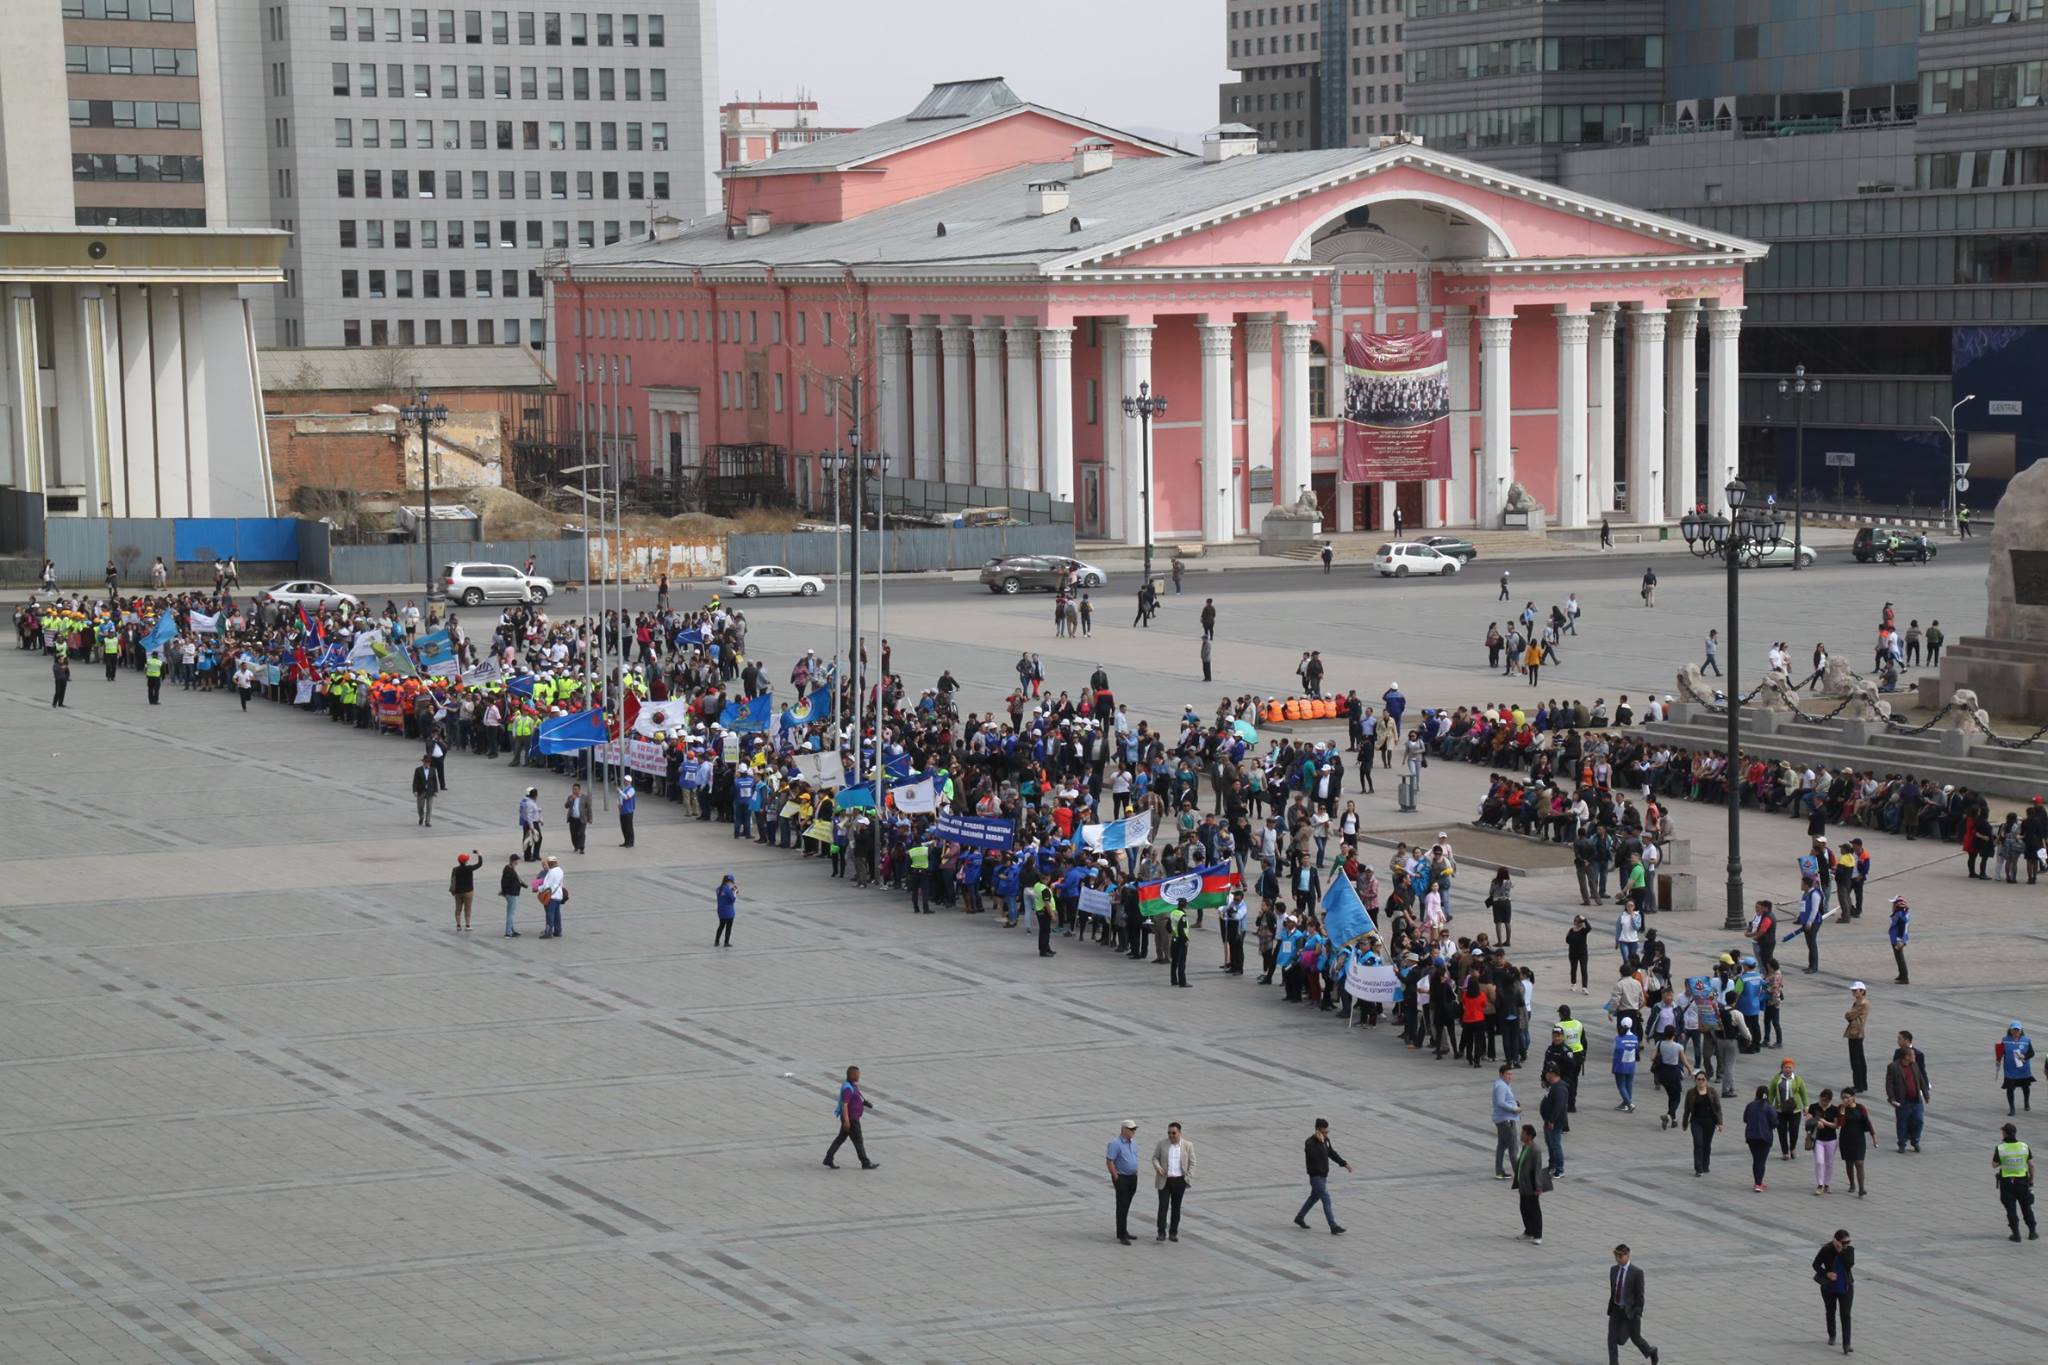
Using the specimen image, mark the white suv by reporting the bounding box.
[1373,542,1460,577]
[439,561,555,605]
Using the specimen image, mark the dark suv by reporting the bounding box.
[1852,526,1937,563]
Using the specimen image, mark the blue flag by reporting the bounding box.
[535,708,607,755]
[883,752,912,782]
[799,687,833,725]
[508,673,536,697]
[719,693,772,732]
[1321,873,1376,948]
[415,630,456,676]
[674,626,703,646]
[143,611,178,651]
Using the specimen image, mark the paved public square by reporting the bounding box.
[4,544,2044,1365]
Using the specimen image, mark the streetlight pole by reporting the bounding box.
[1121,381,1167,586]
[1931,394,1976,537]
[400,389,448,607]
[1776,365,1819,570]
[1681,479,1785,933]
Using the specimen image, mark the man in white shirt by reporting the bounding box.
[1151,1122,1198,1242]
[538,856,565,938]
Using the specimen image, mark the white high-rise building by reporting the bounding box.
[216,0,719,356]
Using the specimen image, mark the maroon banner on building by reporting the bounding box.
[1339,330,1451,482]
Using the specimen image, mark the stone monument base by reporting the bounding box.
[1259,517,1324,555]
[1925,636,2048,723]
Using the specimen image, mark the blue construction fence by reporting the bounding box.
[725,523,1075,577]
[15,516,301,587]
[303,521,585,587]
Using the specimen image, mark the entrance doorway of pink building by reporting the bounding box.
[1079,466,1103,538]
[1311,473,1338,528]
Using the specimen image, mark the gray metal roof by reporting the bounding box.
[906,77,1019,122]
[579,146,1384,274]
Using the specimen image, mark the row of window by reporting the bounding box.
[329,61,665,101]
[60,0,192,19]
[344,216,642,249]
[63,46,200,77]
[1753,232,2048,289]
[73,205,205,226]
[66,98,201,129]
[575,305,838,349]
[335,167,668,201]
[1409,35,1663,85]
[341,267,541,299]
[1679,189,2048,243]
[336,115,666,151]
[326,8,665,47]
[71,152,204,182]
[1918,146,2048,190]
[1921,61,2048,115]
[343,317,545,348]
[1407,102,1658,150]
[1410,0,1554,14]
[1924,0,2047,30]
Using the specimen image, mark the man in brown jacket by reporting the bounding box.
[1844,983,1871,1093]
[1151,1122,1197,1241]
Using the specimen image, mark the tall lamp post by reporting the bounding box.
[1931,393,1976,537]
[1121,381,1167,585]
[1680,478,1785,932]
[819,440,881,733]
[1776,365,1819,570]
[400,389,449,607]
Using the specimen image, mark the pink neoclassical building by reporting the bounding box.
[549,77,1764,542]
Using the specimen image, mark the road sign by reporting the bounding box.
[1989,400,2023,416]
[1956,477,1971,492]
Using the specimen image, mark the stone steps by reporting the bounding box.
[1637,709,2048,801]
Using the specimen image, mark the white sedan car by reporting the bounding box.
[256,579,362,610]
[1373,542,1461,577]
[724,564,823,598]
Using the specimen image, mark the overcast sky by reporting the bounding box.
[717,0,1230,150]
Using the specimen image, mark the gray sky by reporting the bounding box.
[718,0,1230,151]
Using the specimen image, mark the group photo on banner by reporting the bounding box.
[1340,330,1452,483]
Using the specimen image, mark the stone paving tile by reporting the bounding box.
[2,556,2045,1365]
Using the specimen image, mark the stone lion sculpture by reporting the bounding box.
[1674,664,1718,707]
[1837,675,1894,723]
[1948,688,1995,736]
[1814,655,1858,696]
[1504,481,1542,512]
[1755,669,1804,713]
[1267,486,1323,521]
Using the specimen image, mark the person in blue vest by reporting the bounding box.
[616,774,637,847]
[2000,1022,2036,1115]
[713,874,737,947]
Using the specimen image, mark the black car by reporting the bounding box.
[1852,526,1937,563]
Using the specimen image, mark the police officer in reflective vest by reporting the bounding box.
[1034,881,1057,958]
[1168,900,1191,988]
[1556,1006,1587,1111]
[100,624,120,680]
[1995,1122,2038,1242]
[144,650,164,704]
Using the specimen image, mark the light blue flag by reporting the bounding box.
[143,612,178,651]
[535,708,607,755]
[799,687,833,725]
[1321,873,1377,948]
[416,630,456,676]
[718,693,772,732]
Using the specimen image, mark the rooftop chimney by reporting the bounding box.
[1203,123,1260,163]
[745,208,772,238]
[1072,137,1114,178]
[1025,179,1071,217]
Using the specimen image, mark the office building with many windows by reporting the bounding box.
[1219,0,1408,151]
[216,1,718,357]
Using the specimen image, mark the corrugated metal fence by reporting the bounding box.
[318,538,586,589]
[21,517,300,587]
[725,524,1075,577]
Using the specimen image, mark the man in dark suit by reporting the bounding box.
[1605,1244,1658,1365]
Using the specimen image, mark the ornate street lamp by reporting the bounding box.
[400,389,449,606]
[1776,366,1820,570]
[1681,478,1784,932]
[1121,381,1167,585]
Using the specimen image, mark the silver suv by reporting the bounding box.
[439,561,554,606]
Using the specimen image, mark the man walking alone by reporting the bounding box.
[1604,1245,1658,1365]
[1293,1118,1350,1234]
[824,1065,878,1170]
